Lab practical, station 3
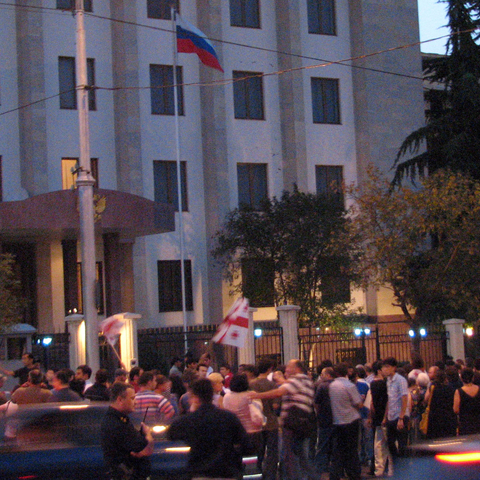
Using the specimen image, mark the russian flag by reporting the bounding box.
[176,15,223,72]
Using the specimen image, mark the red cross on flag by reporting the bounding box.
[100,314,124,347]
[212,297,250,348]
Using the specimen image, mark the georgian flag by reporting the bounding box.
[212,298,249,348]
[99,315,124,346]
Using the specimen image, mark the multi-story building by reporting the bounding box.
[0,0,424,336]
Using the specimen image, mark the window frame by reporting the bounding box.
[58,56,96,111]
[147,0,179,20]
[230,0,261,28]
[311,77,341,124]
[237,163,268,210]
[233,71,265,120]
[315,164,344,205]
[56,0,92,12]
[150,64,184,116]
[307,0,336,36]
[157,260,193,312]
[153,160,188,212]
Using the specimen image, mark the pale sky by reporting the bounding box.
[418,0,450,54]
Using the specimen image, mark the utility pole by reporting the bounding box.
[75,0,99,374]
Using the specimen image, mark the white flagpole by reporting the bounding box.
[75,0,99,374]
[172,7,188,355]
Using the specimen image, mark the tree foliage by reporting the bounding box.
[212,187,362,326]
[349,167,480,327]
[0,253,26,332]
[393,0,480,184]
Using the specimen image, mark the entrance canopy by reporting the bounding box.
[0,189,175,240]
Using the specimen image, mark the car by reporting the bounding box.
[392,434,480,480]
[0,402,260,480]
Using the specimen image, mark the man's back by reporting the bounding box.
[167,402,251,478]
[12,385,52,404]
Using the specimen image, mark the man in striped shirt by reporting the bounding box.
[134,371,175,424]
[249,359,316,480]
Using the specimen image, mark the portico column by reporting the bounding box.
[118,312,141,370]
[443,318,466,362]
[277,305,301,363]
[238,307,257,366]
[65,313,86,368]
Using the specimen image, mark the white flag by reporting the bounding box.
[99,315,124,346]
[212,298,249,348]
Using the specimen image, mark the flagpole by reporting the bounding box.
[172,7,188,355]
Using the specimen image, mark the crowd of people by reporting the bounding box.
[1,351,480,480]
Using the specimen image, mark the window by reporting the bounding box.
[147,0,179,19]
[307,0,335,35]
[233,71,264,120]
[158,260,193,312]
[58,56,96,110]
[150,65,184,115]
[316,165,343,204]
[242,258,274,307]
[230,0,260,28]
[57,0,92,12]
[321,258,351,307]
[153,160,188,211]
[311,77,340,124]
[62,158,99,189]
[237,163,268,210]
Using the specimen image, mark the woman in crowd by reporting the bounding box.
[453,367,480,435]
[425,369,457,439]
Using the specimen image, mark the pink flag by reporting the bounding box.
[212,298,249,348]
[99,315,124,346]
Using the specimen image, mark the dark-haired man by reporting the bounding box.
[168,378,251,479]
[48,369,82,402]
[101,382,153,480]
[12,369,52,404]
[75,364,93,393]
[0,353,37,387]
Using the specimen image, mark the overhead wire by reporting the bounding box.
[0,1,473,118]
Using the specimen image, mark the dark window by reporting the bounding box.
[242,258,275,307]
[311,77,340,124]
[153,160,188,211]
[321,257,351,307]
[307,0,335,35]
[230,0,260,28]
[147,0,179,19]
[58,56,96,110]
[158,260,193,312]
[56,0,92,12]
[150,64,184,115]
[237,163,268,210]
[316,165,343,204]
[233,71,264,120]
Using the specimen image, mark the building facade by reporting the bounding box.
[0,0,425,335]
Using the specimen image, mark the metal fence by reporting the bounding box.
[254,322,284,366]
[298,326,448,371]
[32,333,70,372]
[137,325,238,374]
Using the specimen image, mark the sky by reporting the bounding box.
[418,0,450,54]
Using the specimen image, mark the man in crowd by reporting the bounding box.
[85,368,110,401]
[329,362,363,480]
[48,369,82,402]
[134,371,175,423]
[75,364,93,393]
[220,363,233,389]
[196,363,209,379]
[250,359,316,480]
[0,353,37,388]
[168,378,252,479]
[382,357,409,461]
[12,369,52,404]
[250,359,279,480]
[101,382,153,480]
[129,367,143,393]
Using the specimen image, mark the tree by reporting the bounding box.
[212,187,362,327]
[0,253,26,332]
[393,0,480,184]
[349,167,480,336]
